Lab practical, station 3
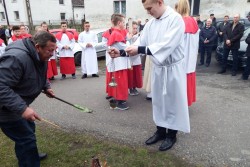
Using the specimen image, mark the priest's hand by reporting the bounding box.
[108,48,120,58]
[44,88,55,98]
[86,43,93,48]
[125,45,138,56]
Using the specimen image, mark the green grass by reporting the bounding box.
[0,122,197,167]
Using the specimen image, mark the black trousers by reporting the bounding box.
[222,48,239,72]
[157,126,178,138]
[243,56,250,79]
[200,45,213,65]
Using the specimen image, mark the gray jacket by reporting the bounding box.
[0,38,50,123]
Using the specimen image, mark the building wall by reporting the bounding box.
[0,0,84,26]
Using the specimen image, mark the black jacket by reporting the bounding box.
[0,38,50,123]
[223,22,244,49]
[199,26,217,46]
[246,33,250,57]
[217,22,229,37]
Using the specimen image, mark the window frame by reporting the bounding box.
[14,11,20,20]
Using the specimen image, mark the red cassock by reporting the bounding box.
[183,17,199,106]
[47,60,58,78]
[106,28,128,100]
[127,65,142,89]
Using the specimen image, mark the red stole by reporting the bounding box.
[183,16,199,34]
[55,31,74,41]
[11,35,23,42]
[22,33,32,38]
[107,28,126,46]
[0,39,4,46]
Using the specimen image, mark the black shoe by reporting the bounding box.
[145,97,152,101]
[39,153,47,160]
[159,137,177,151]
[81,74,87,79]
[106,95,113,100]
[92,74,99,77]
[145,133,166,145]
[49,76,55,80]
[72,74,76,79]
[115,101,129,110]
[60,75,66,80]
[205,63,209,67]
[231,71,237,76]
[198,63,204,66]
[217,69,226,74]
[241,76,248,80]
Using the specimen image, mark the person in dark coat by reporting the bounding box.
[218,14,244,76]
[241,13,250,80]
[217,15,230,43]
[210,13,217,28]
[0,31,57,166]
[0,25,7,45]
[199,18,217,67]
[196,14,204,29]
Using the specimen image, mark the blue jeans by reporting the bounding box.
[0,119,40,167]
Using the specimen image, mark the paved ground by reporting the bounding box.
[32,56,250,167]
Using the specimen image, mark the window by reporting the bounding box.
[14,11,19,20]
[0,12,5,20]
[113,0,126,15]
[60,13,66,20]
[12,0,17,2]
[59,0,64,4]
[0,0,2,3]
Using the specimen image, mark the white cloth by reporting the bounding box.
[128,34,141,66]
[183,30,200,73]
[0,43,6,56]
[107,41,131,72]
[78,31,98,75]
[7,38,13,45]
[135,6,190,133]
[56,34,75,57]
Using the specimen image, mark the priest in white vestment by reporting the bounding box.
[109,0,190,151]
[78,22,99,78]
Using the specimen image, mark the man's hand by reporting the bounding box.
[86,43,93,48]
[125,45,138,56]
[64,45,69,50]
[44,88,55,98]
[22,107,41,121]
[108,48,120,58]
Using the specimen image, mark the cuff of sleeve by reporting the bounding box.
[138,46,146,54]
[120,49,128,57]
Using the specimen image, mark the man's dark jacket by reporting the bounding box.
[217,22,229,37]
[246,33,250,57]
[223,22,244,49]
[199,26,217,46]
[0,38,50,123]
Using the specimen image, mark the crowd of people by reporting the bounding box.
[0,0,250,166]
[195,12,250,80]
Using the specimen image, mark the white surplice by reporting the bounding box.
[184,30,200,73]
[135,6,190,133]
[78,31,98,75]
[0,43,6,56]
[56,34,75,57]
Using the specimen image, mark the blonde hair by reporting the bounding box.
[176,0,190,17]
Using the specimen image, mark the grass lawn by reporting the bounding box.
[0,122,198,167]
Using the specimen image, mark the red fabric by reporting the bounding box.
[0,39,3,46]
[187,72,196,106]
[22,33,32,38]
[11,35,23,42]
[59,57,75,74]
[107,28,126,46]
[55,31,74,41]
[128,65,143,89]
[47,59,58,78]
[107,69,128,101]
[183,16,199,34]
[102,28,114,39]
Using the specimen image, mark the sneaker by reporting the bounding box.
[49,76,55,80]
[60,75,66,80]
[72,75,76,79]
[116,101,129,110]
[106,95,113,100]
[133,88,139,95]
[129,89,135,96]
[92,74,99,77]
[81,74,87,79]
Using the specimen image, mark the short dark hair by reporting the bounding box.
[33,31,56,48]
[12,26,20,31]
[40,21,47,26]
[84,21,90,24]
[210,14,214,16]
[112,14,125,26]
[224,15,229,18]
[61,21,67,25]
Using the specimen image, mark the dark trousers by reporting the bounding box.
[200,45,213,65]
[0,119,40,167]
[243,56,250,79]
[157,126,178,138]
[222,48,239,72]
